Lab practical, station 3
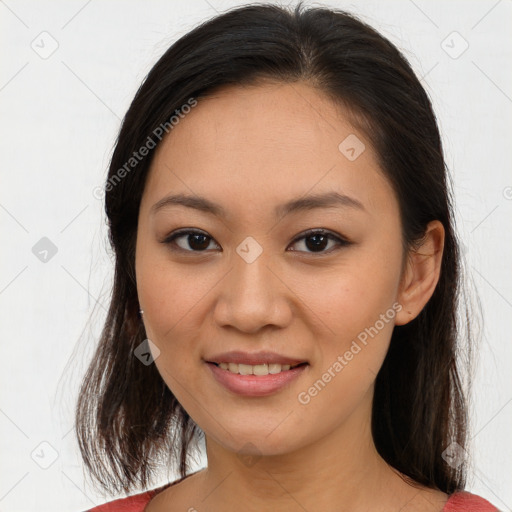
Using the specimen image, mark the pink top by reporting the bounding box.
[84,485,499,512]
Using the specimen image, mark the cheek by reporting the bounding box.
[294,286,397,431]
[293,235,402,387]
[136,240,206,340]
[135,246,224,403]
[138,279,205,367]
[294,250,401,342]
[136,259,206,403]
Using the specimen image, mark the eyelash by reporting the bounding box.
[161,228,352,256]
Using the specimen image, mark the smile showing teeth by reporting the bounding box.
[207,358,308,396]
[216,362,302,375]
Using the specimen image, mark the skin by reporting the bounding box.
[136,81,447,512]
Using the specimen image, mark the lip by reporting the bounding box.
[204,350,307,366]
[206,361,309,397]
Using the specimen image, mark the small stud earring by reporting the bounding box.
[139,309,144,316]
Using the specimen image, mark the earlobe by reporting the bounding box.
[394,220,445,326]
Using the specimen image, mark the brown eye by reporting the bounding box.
[162,228,351,255]
[163,229,220,252]
[288,229,351,254]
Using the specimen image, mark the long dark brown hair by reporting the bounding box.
[75,1,472,496]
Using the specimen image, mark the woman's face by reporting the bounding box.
[135,81,407,457]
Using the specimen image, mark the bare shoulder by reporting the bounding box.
[402,487,449,512]
[144,470,448,512]
[145,470,206,512]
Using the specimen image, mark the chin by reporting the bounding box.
[207,422,306,457]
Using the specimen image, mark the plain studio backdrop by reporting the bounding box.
[0,1,511,510]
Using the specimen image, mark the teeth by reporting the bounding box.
[239,363,253,375]
[216,362,297,375]
[269,363,286,374]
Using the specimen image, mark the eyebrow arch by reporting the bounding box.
[150,190,366,218]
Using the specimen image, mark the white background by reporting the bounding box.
[0,1,511,510]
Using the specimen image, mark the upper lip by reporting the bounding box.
[205,351,308,366]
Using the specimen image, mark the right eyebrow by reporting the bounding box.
[150,190,367,219]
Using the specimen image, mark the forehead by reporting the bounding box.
[143,81,397,221]
[160,81,358,162]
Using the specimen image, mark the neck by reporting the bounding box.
[197,389,432,511]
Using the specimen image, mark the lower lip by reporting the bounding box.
[206,362,308,397]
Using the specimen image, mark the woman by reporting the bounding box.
[76,3,499,511]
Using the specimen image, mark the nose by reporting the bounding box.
[213,246,293,334]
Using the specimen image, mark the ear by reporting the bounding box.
[394,220,445,326]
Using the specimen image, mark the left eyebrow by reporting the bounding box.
[150,190,367,218]
[275,191,366,217]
